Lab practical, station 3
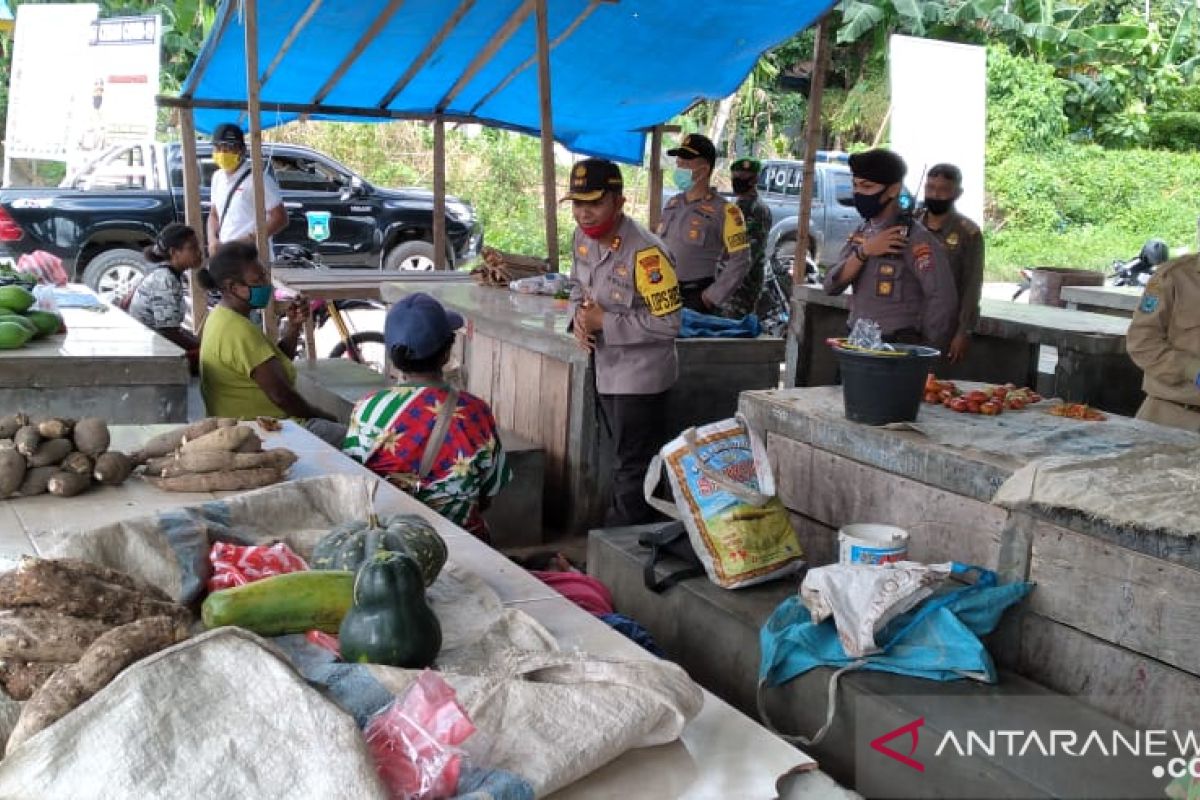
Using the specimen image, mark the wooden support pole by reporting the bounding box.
[648,126,664,229]
[534,0,558,271]
[796,14,831,285]
[179,108,209,334]
[243,0,277,337]
[433,116,447,271]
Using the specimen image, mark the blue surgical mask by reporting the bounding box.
[247,284,273,309]
[673,167,694,192]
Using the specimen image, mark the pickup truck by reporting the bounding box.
[757,156,859,277]
[0,141,483,299]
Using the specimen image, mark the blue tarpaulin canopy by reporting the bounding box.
[177,0,834,164]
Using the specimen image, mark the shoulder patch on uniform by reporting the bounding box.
[723,204,749,253]
[634,246,682,316]
[913,242,933,273]
[1139,294,1159,314]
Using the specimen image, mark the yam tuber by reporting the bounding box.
[162,448,298,477]
[46,558,171,603]
[28,438,73,468]
[0,449,26,498]
[71,417,110,457]
[13,426,40,458]
[0,659,64,701]
[142,455,175,475]
[179,425,252,455]
[235,431,263,453]
[16,465,55,497]
[147,466,283,493]
[93,451,133,486]
[35,418,73,440]
[59,451,93,476]
[130,417,236,463]
[0,557,184,624]
[0,414,28,440]
[0,609,112,663]
[0,438,13,450]
[47,471,90,497]
[6,616,188,753]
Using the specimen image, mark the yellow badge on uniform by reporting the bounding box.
[615,265,629,277]
[877,280,894,297]
[946,232,960,249]
[610,235,622,252]
[724,204,749,252]
[577,244,588,256]
[879,264,896,277]
[635,246,681,316]
[689,229,700,240]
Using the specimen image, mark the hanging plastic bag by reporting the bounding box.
[207,541,308,592]
[365,669,477,800]
[17,251,69,288]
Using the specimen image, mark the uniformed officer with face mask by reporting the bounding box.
[567,159,683,526]
[658,134,751,313]
[823,149,958,349]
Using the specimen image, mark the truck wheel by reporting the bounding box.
[384,240,438,271]
[82,249,149,302]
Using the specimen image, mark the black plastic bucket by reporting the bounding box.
[834,344,941,425]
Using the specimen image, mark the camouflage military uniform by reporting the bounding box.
[720,193,772,319]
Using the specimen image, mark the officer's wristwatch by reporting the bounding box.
[852,244,867,262]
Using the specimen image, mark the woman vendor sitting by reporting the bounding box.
[126,223,202,372]
[342,293,511,541]
[197,242,346,446]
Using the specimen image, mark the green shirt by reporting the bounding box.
[199,305,297,419]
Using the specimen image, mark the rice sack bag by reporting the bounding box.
[643,416,803,589]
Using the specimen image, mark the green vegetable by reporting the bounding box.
[338,552,441,668]
[201,570,355,635]
[0,321,33,350]
[23,310,62,338]
[6,315,36,338]
[311,514,447,586]
[0,286,35,314]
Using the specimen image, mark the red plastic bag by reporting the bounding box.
[305,630,341,657]
[365,670,476,800]
[16,251,68,287]
[207,541,308,592]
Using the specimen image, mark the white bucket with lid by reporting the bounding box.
[838,523,909,565]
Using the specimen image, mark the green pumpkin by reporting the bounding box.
[311,514,447,586]
[338,551,442,668]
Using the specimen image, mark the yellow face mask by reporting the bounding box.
[213,151,242,172]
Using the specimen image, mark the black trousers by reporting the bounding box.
[599,391,671,527]
[679,278,714,313]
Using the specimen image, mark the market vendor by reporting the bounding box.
[197,242,345,445]
[823,148,959,349]
[659,133,752,313]
[126,223,202,371]
[723,157,773,320]
[342,293,511,541]
[916,163,984,364]
[568,158,682,526]
[1126,255,1200,431]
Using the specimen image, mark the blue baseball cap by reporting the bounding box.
[385,293,464,359]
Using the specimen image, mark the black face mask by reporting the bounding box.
[731,177,755,194]
[853,191,888,220]
[924,197,954,216]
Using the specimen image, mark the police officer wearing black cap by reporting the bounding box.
[567,158,682,526]
[658,134,752,313]
[206,122,288,258]
[823,148,958,349]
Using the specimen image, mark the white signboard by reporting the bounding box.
[3,3,100,163]
[75,15,163,155]
[889,35,987,226]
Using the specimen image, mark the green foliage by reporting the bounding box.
[1147,112,1200,150]
[986,45,1069,162]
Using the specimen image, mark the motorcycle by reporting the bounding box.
[1010,238,1170,301]
[756,241,819,337]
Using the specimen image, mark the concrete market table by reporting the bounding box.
[381,277,786,536]
[0,421,852,800]
[1061,284,1142,317]
[787,285,1144,415]
[0,286,188,423]
[737,385,1200,737]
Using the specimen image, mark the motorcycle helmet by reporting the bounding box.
[1140,238,1169,267]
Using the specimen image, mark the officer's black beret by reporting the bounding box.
[848,149,906,185]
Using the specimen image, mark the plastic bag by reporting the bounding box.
[17,251,69,288]
[365,669,477,800]
[508,273,570,296]
[848,318,884,350]
[643,416,804,589]
[207,541,308,592]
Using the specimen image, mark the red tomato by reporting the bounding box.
[980,402,1000,416]
[1006,398,1026,411]
[966,401,982,414]
[925,392,941,404]
[992,387,1009,400]
[950,398,969,413]
[967,390,989,404]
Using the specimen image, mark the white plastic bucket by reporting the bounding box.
[838,523,909,565]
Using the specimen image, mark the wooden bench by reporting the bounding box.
[1061,285,1142,317]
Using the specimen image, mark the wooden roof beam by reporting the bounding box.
[437,0,533,112]
[259,0,324,92]
[377,0,476,110]
[312,0,406,106]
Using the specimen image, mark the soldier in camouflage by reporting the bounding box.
[722,157,772,319]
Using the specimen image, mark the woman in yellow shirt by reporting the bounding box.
[197,242,345,445]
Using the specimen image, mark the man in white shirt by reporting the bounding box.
[206,123,288,257]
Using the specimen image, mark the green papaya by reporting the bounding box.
[338,552,441,668]
[6,315,36,338]
[0,321,32,350]
[0,286,35,314]
[201,570,355,635]
[23,310,62,338]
